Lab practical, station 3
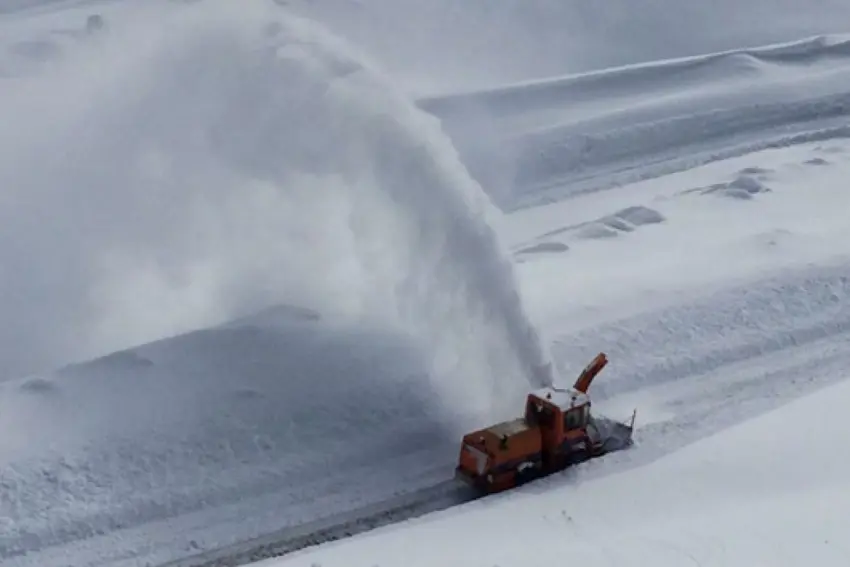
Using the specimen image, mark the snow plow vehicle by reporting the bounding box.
[455,352,636,494]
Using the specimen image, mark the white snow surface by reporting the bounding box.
[529,386,589,410]
[267,370,850,567]
[268,0,850,92]
[2,2,850,567]
[261,134,850,567]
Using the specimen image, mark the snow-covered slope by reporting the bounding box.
[8,0,850,91]
[0,312,459,565]
[3,2,850,567]
[422,34,850,209]
[290,0,850,91]
[266,365,850,567]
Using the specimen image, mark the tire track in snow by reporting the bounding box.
[157,481,474,567]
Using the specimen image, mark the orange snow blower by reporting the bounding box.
[455,352,636,494]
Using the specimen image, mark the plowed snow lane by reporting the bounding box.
[159,482,475,567]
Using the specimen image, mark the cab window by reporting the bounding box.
[564,406,587,430]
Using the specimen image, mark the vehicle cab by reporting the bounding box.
[526,386,593,462]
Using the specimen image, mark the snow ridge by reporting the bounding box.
[421,34,850,108]
[420,34,850,210]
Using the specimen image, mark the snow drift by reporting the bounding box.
[289,0,850,91]
[0,315,453,561]
[421,34,850,210]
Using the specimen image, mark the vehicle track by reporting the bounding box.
[158,481,477,567]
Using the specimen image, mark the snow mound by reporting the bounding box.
[575,223,619,240]
[724,174,773,199]
[804,156,829,165]
[693,174,773,199]
[515,241,569,256]
[0,320,455,561]
[737,165,773,175]
[514,205,666,253]
[610,205,666,226]
[575,206,666,239]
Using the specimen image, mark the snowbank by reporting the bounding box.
[288,0,850,91]
[421,34,850,210]
[0,315,457,563]
[266,372,850,567]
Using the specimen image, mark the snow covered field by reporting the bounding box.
[2,1,850,567]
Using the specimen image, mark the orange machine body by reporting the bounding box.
[455,353,634,493]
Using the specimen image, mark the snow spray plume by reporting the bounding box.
[0,2,552,421]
